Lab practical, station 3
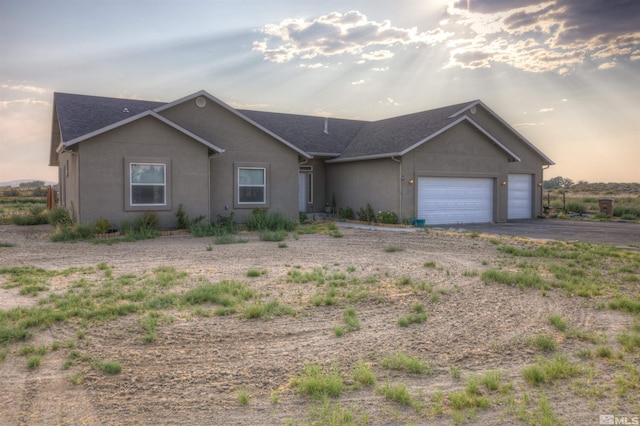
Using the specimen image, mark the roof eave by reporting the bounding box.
[308,152,341,157]
[326,152,401,163]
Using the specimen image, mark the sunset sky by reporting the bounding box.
[1,0,639,184]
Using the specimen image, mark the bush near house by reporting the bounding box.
[357,203,376,222]
[376,211,398,224]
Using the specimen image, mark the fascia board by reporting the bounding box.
[155,90,313,159]
[326,152,401,164]
[308,152,341,157]
[63,110,225,153]
[64,110,154,147]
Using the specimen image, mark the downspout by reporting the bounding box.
[541,164,550,216]
[391,156,402,220]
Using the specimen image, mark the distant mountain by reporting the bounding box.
[0,179,57,187]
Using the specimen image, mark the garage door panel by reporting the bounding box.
[508,174,532,219]
[418,177,493,225]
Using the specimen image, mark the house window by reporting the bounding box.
[238,167,266,204]
[130,163,166,206]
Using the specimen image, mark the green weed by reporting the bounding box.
[352,360,376,387]
[237,388,250,405]
[382,352,432,374]
[290,363,344,399]
[548,314,568,331]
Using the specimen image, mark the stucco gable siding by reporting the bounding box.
[453,103,554,165]
[77,116,210,228]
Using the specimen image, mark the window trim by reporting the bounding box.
[306,172,313,204]
[124,157,172,211]
[234,162,270,208]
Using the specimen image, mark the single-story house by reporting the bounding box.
[49,90,553,228]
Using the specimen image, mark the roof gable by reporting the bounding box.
[155,90,312,159]
[449,100,554,165]
[330,102,472,161]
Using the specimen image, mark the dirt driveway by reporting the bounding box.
[439,219,640,247]
[0,224,638,425]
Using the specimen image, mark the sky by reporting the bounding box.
[1,0,639,184]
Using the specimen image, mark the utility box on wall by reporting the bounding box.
[598,198,614,216]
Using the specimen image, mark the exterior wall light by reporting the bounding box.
[538,182,543,187]
[501,181,507,186]
[408,179,415,185]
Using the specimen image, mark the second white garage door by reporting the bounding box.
[417,177,494,225]
[508,174,533,219]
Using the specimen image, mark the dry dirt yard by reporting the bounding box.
[0,223,638,425]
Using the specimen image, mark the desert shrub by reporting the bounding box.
[376,211,398,224]
[338,207,354,220]
[246,209,296,231]
[94,217,112,234]
[142,211,159,229]
[357,203,375,222]
[11,205,48,226]
[119,217,159,240]
[3,188,20,197]
[566,201,586,214]
[47,206,72,226]
[614,206,640,219]
[259,230,287,242]
[176,204,189,229]
[50,224,93,242]
[31,187,48,197]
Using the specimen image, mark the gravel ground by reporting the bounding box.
[0,224,637,425]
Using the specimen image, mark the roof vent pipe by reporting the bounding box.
[324,117,329,135]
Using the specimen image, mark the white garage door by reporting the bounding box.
[508,174,532,219]
[417,177,494,225]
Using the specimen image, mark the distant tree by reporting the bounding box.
[32,187,48,197]
[19,180,45,188]
[2,188,20,197]
[544,176,574,190]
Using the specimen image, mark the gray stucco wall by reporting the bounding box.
[326,158,401,219]
[76,116,210,229]
[58,149,80,221]
[160,99,301,223]
[326,115,545,223]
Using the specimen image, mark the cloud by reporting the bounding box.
[539,107,554,113]
[598,61,616,70]
[253,10,453,63]
[1,83,51,95]
[444,0,640,73]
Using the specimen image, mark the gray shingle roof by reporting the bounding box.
[54,93,165,143]
[238,110,367,156]
[51,92,487,161]
[337,103,472,160]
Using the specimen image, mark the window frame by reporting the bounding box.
[234,163,270,208]
[124,157,172,211]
